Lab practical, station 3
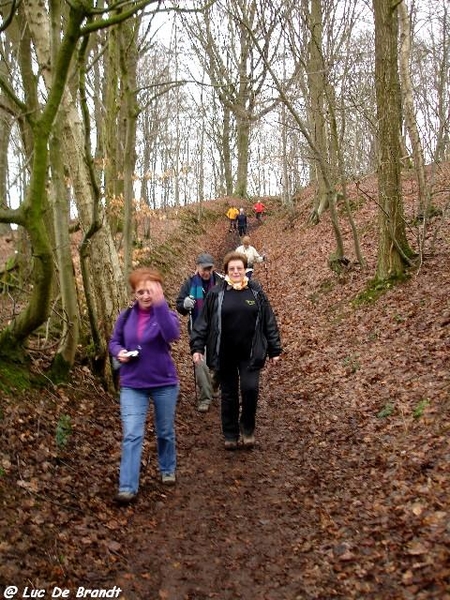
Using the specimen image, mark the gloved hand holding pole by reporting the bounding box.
[183,295,196,310]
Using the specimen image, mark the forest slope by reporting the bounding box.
[1,167,449,599]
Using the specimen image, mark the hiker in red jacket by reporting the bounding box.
[253,200,266,222]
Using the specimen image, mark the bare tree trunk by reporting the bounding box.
[120,18,139,276]
[0,112,13,235]
[196,81,206,202]
[431,5,450,162]
[222,106,234,195]
[398,1,427,216]
[307,0,329,215]
[327,82,366,268]
[234,115,251,198]
[0,37,13,228]
[49,117,80,373]
[280,104,292,207]
[280,45,293,208]
[104,23,124,232]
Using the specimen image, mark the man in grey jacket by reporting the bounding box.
[176,253,221,412]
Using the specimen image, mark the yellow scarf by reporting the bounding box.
[225,275,249,291]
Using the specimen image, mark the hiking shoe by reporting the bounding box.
[115,491,137,504]
[224,439,238,450]
[161,473,176,485]
[242,432,255,448]
[197,401,211,412]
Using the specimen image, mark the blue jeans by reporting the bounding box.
[119,385,179,493]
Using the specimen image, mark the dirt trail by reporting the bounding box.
[112,219,319,599]
[114,373,318,599]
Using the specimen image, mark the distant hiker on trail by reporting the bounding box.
[236,207,248,237]
[109,267,180,503]
[176,253,221,413]
[253,200,266,222]
[235,236,265,279]
[190,251,282,450]
[226,205,239,232]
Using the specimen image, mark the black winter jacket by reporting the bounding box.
[190,279,282,371]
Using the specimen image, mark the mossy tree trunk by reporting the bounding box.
[0,3,86,359]
[0,0,159,381]
[373,0,413,280]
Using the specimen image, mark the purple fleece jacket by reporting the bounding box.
[109,301,180,389]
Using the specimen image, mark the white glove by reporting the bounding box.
[183,296,196,310]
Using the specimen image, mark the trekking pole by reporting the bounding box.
[192,361,198,404]
[263,251,269,293]
[189,310,199,404]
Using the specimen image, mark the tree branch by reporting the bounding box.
[78,0,162,35]
[0,206,26,227]
[0,74,29,118]
[0,0,18,33]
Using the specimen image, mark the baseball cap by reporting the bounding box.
[196,253,214,267]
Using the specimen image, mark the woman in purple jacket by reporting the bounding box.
[109,267,180,503]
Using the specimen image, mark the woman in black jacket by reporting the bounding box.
[190,251,282,450]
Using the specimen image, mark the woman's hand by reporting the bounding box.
[149,280,165,305]
[117,349,131,363]
[193,352,205,364]
[268,356,280,365]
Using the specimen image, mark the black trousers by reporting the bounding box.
[218,355,260,441]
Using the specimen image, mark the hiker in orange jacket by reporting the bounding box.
[226,205,239,231]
